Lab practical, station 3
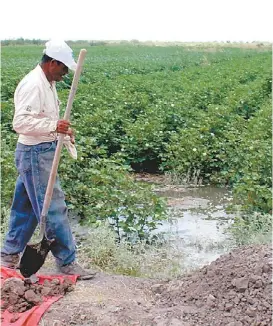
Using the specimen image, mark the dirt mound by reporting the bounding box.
[1,277,74,319]
[33,244,272,325]
[154,244,272,325]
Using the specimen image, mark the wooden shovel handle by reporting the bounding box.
[40,49,87,237]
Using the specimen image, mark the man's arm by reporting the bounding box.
[13,84,71,136]
[13,84,58,135]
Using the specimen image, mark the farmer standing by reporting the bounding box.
[1,40,95,280]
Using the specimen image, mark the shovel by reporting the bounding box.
[19,49,87,278]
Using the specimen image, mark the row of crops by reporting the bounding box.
[1,44,272,240]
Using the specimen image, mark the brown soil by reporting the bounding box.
[1,277,74,317]
[35,244,272,326]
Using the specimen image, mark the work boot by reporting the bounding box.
[57,261,96,280]
[0,253,20,269]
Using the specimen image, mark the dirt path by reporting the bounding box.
[39,274,159,326]
[38,244,272,326]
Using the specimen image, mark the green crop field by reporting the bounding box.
[1,43,272,241]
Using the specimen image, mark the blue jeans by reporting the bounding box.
[1,141,76,266]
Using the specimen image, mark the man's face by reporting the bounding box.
[49,60,69,82]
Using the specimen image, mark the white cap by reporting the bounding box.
[43,40,77,71]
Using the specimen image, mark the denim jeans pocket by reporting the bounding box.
[35,142,56,154]
[37,143,56,178]
[15,150,31,174]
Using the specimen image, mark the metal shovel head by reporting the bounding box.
[19,236,52,278]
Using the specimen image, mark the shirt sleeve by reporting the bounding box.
[13,84,57,135]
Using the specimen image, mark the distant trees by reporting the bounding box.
[1,38,45,46]
[1,38,143,46]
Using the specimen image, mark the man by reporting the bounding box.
[1,40,95,280]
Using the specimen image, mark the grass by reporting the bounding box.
[75,223,183,279]
[228,211,272,246]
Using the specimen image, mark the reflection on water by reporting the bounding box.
[155,186,236,271]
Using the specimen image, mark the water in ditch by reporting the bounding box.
[70,174,237,274]
[154,183,236,272]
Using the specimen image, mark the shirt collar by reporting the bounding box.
[35,64,55,89]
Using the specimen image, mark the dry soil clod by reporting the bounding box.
[1,277,74,314]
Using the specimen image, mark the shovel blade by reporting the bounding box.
[19,236,52,278]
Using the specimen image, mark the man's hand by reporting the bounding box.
[56,119,71,134]
[56,120,70,134]
[56,120,75,143]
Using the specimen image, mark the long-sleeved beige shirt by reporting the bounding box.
[12,64,77,159]
[13,64,59,145]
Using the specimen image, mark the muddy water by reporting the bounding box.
[154,185,236,272]
[71,174,236,274]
